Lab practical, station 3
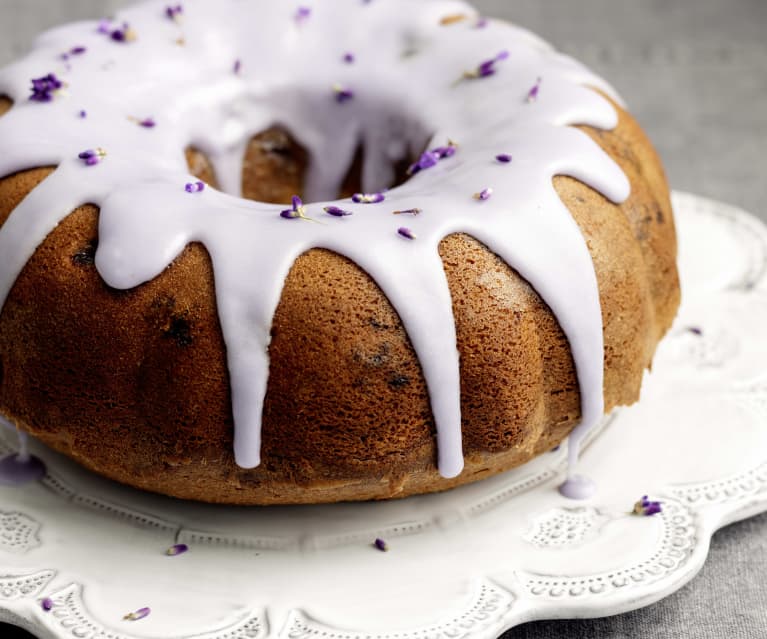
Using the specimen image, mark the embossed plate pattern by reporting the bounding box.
[1,191,766,638]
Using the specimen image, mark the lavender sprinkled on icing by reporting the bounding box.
[124,607,151,621]
[233,59,242,75]
[165,5,183,21]
[129,116,156,128]
[343,52,355,64]
[633,495,662,516]
[526,77,542,102]
[686,326,703,336]
[324,205,353,217]
[295,6,312,24]
[280,195,316,221]
[97,19,112,34]
[166,543,188,556]
[103,22,137,43]
[475,17,489,28]
[352,192,385,204]
[60,46,87,61]
[436,141,459,157]
[41,597,54,612]
[397,227,417,240]
[78,109,87,118]
[410,151,439,173]
[333,84,354,103]
[495,153,512,163]
[29,74,64,102]
[185,180,205,193]
[393,208,422,216]
[407,140,457,175]
[374,538,389,551]
[461,50,509,81]
[78,148,107,166]
[474,187,493,201]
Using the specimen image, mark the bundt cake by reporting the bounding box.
[0,0,679,504]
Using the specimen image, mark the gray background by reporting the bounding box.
[0,1,765,638]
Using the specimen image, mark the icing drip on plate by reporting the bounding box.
[0,419,46,485]
[0,0,629,484]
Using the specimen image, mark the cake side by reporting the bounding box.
[0,95,679,504]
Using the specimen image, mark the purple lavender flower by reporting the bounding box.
[475,17,489,28]
[137,117,156,128]
[78,148,107,166]
[166,543,188,556]
[633,495,662,516]
[407,141,458,175]
[234,59,242,74]
[78,110,88,118]
[324,205,353,217]
[397,227,417,240]
[495,153,512,163]
[473,187,493,201]
[526,77,542,102]
[61,46,87,61]
[280,195,315,221]
[41,598,54,612]
[295,6,312,23]
[333,84,354,103]
[165,5,183,21]
[415,151,440,171]
[462,50,509,81]
[108,23,137,43]
[352,192,385,204]
[185,181,205,193]
[434,143,458,159]
[343,52,355,64]
[29,73,64,102]
[97,19,112,34]
[373,537,389,551]
[124,607,151,621]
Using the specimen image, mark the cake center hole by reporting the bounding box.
[184,95,432,205]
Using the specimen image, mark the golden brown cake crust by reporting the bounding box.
[0,93,679,504]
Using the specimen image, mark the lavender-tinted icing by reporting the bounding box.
[559,474,598,500]
[0,429,46,485]
[0,0,629,481]
[0,453,47,486]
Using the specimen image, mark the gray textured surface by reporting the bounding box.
[0,1,765,638]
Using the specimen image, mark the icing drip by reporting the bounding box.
[0,0,629,482]
[0,421,46,485]
[558,474,597,500]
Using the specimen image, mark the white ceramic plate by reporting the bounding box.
[1,191,766,639]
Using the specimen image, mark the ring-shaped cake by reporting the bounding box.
[0,0,679,503]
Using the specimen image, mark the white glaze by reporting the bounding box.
[0,0,629,480]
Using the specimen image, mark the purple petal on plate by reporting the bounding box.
[124,607,151,621]
[166,543,189,556]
